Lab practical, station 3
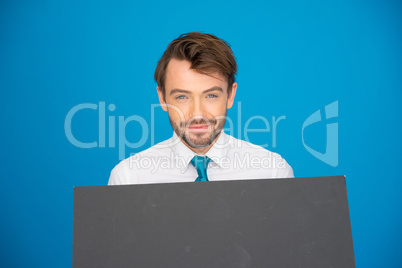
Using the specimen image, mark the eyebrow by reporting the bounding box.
[169,86,223,96]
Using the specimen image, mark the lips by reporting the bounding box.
[188,124,209,133]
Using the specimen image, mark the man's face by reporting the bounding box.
[157,59,237,152]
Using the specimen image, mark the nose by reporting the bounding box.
[188,98,207,121]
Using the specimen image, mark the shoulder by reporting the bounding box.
[108,138,174,185]
[224,134,294,178]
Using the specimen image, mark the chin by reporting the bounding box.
[182,132,210,147]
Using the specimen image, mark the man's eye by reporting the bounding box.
[176,95,187,99]
[207,94,218,98]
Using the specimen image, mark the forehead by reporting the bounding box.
[165,59,227,93]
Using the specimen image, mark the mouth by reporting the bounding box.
[187,124,210,133]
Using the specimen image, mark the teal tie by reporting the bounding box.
[191,156,212,182]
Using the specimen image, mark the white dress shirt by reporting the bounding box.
[108,131,293,185]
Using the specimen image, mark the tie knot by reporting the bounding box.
[191,155,211,169]
[190,156,211,182]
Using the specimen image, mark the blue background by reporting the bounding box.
[1,0,401,267]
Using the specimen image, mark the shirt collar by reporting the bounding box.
[170,130,230,173]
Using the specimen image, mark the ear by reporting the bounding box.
[157,86,168,111]
[226,82,237,109]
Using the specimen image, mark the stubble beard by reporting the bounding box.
[169,112,227,149]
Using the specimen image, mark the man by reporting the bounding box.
[108,32,293,185]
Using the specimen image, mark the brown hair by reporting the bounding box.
[154,32,237,97]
